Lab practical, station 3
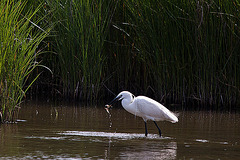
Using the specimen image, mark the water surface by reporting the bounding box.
[0,102,239,159]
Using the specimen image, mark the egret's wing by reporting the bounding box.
[136,96,178,122]
[136,96,167,119]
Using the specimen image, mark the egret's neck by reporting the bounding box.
[121,98,140,117]
[121,97,135,111]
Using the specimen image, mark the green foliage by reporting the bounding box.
[38,0,239,107]
[117,0,240,105]
[1,0,239,111]
[104,0,240,107]
[0,0,50,122]
[46,0,117,101]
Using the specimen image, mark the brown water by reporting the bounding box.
[0,102,240,159]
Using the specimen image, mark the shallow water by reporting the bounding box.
[0,102,240,159]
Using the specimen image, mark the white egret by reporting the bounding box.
[105,91,178,137]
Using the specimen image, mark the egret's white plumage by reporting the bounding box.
[106,91,178,137]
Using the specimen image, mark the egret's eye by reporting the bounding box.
[132,94,135,99]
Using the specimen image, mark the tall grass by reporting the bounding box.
[46,0,117,101]
[23,0,240,108]
[117,0,240,107]
[0,0,50,122]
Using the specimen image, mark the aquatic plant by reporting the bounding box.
[105,0,240,107]
[0,0,50,122]
[24,0,240,108]
[45,0,117,101]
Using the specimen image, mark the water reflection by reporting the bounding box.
[58,131,177,159]
[118,142,177,160]
[0,124,20,157]
[25,131,177,159]
[59,131,166,139]
[0,102,240,159]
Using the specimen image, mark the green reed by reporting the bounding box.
[47,0,117,101]
[0,0,50,122]
[118,0,240,107]
[18,0,240,108]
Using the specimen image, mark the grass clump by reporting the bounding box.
[2,0,239,109]
[113,0,240,107]
[46,0,117,101]
[0,0,50,123]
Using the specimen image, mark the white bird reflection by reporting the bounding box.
[60,131,177,159]
[118,142,177,160]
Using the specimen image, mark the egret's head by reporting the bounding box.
[106,91,135,107]
[116,91,134,101]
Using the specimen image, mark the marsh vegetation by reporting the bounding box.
[1,0,240,122]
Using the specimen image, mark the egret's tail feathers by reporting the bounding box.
[169,112,179,123]
[171,118,178,123]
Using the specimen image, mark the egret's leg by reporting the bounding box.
[144,121,148,137]
[153,121,162,137]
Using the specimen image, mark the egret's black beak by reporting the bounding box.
[105,95,122,107]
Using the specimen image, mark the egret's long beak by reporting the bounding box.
[105,95,122,107]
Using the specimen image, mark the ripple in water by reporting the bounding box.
[58,131,172,140]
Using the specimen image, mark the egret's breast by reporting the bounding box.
[122,101,142,117]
